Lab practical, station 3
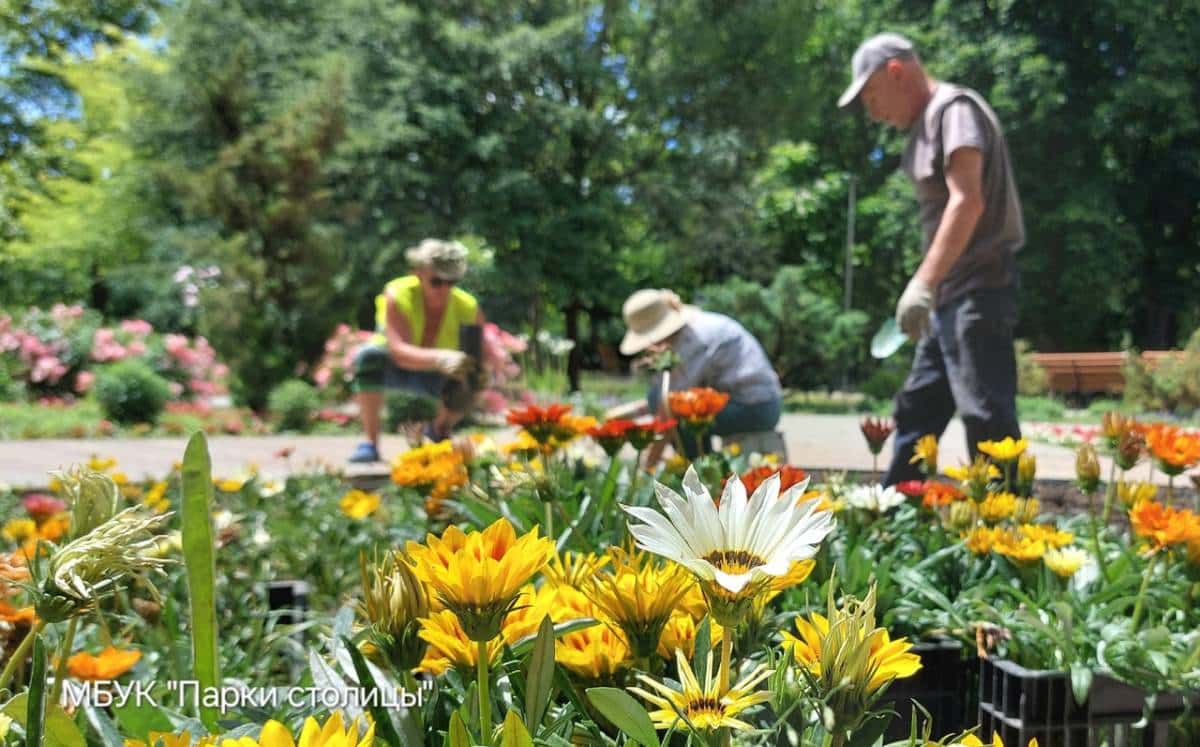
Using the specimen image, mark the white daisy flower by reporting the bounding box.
[844,484,906,514]
[621,466,834,598]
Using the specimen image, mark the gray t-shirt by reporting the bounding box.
[652,310,782,405]
[901,83,1025,306]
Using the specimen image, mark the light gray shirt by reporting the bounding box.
[654,310,782,405]
[901,83,1025,306]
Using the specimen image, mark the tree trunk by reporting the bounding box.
[565,301,582,393]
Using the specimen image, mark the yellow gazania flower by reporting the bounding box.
[962,526,1003,555]
[67,646,141,680]
[754,559,818,618]
[143,481,171,513]
[657,611,723,660]
[214,476,246,493]
[37,514,70,542]
[909,435,938,472]
[978,436,1028,463]
[405,518,554,641]
[944,458,1001,484]
[584,547,695,659]
[497,584,564,646]
[242,714,374,747]
[543,550,610,588]
[960,734,1039,747]
[87,455,117,473]
[339,489,382,519]
[992,531,1046,563]
[1044,547,1088,578]
[1117,481,1158,508]
[1018,524,1074,549]
[418,609,503,673]
[1013,497,1040,524]
[977,492,1018,524]
[552,585,629,680]
[629,648,772,733]
[2,518,37,543]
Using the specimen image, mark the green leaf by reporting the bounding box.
[112,699,174,739]
[847,711,892,747]
[3,693,86,747]
[82,704,124,747]
[341,636,407,747]
[499,710,534,747]
[1070,664,1094,706]
[446,710,472,747]
[585,688,659,747]
[524,615,556,735]
[508,618,598,657]
[27,633,47,747]
[181,432,221,732]
[693,616,711,682]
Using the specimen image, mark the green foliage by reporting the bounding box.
[385,391,439,433]
[93,360,170,424]
[1122,329,1200,415]
[1016,395,1066,422]
[1015,340,1049,397]
[267,379,321,433]
[698,266,870,389]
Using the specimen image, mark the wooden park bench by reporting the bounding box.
[1031,350,1183,396]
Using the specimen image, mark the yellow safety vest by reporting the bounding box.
[371,275,478,350]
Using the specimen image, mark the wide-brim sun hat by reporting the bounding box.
[619,289,697,356]
[405,238,469,281]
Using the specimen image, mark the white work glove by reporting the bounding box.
[895,277,935,341]
[432,350,472,380]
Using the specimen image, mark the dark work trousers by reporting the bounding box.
[883,285,1021,486]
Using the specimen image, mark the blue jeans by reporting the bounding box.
[883,285,1021,486]
[648,387,782,458]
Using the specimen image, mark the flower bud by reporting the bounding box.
[1075,444,1101,494]
[1115,430,1143,472]
[53,466,120,539]
[1102,412,1132,450]
[1014,497,1040,524]
[947,500,977,531]
[1016,453,1037,494]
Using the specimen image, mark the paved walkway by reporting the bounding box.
[0,413,1143,489]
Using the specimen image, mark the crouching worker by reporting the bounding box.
[348,239,484,463]
[617,288,783,464]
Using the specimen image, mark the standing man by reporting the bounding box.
[838,33,1025,485]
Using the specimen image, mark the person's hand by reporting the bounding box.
[432,350,472,381]
[895,276,934,341]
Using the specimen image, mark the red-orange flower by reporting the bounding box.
[1145,425,1200,476]
[922,481,965,509]
[1129,499,1200,553]
[67,647,142,680]
[894,480,926,499]
[667,387,730,428]
[738,465,809,495]
[587,419,637,457]
[506,403,573,445]
[860,418,895,455]
[0,600,36,625]
[627,418,677,450]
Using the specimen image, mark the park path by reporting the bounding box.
[0,413,1137,489]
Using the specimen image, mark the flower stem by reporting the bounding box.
[627,448,644,503]
[1130,553,1158,632]
[0,619,46,693]
[1102,458,1117,523]
[544,501,554,544]
[718,625,733,747]
[598,455,621,514]
[477,639,492,746]
[48,617,78,706]
[1167,474,1175,508]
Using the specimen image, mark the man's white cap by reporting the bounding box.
[838,32,916,110]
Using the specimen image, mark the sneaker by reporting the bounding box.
[347,442,381,463]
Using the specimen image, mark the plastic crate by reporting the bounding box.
[977,657,1200,747]
[881,638,976,740]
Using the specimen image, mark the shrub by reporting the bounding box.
[94,360,171,424]
[1122,328,1200,415]
[385,391,439,433]
[1017,395,1065,422]
[268,379,321,432]
[1015,339,1048,397]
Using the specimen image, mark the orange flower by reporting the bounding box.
[1129,500,1200,553]
[587,419,637,456]
[626,418,677,450]
[667,387,730,428]
[1145,425,1200,475]
[67,647,142,680]
[922,481,965,509]
[0,600,37,625]
[737,465,809,495]
[37,514,70,542]
[506,404,573,445]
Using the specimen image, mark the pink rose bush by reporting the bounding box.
[0,305,229,401]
